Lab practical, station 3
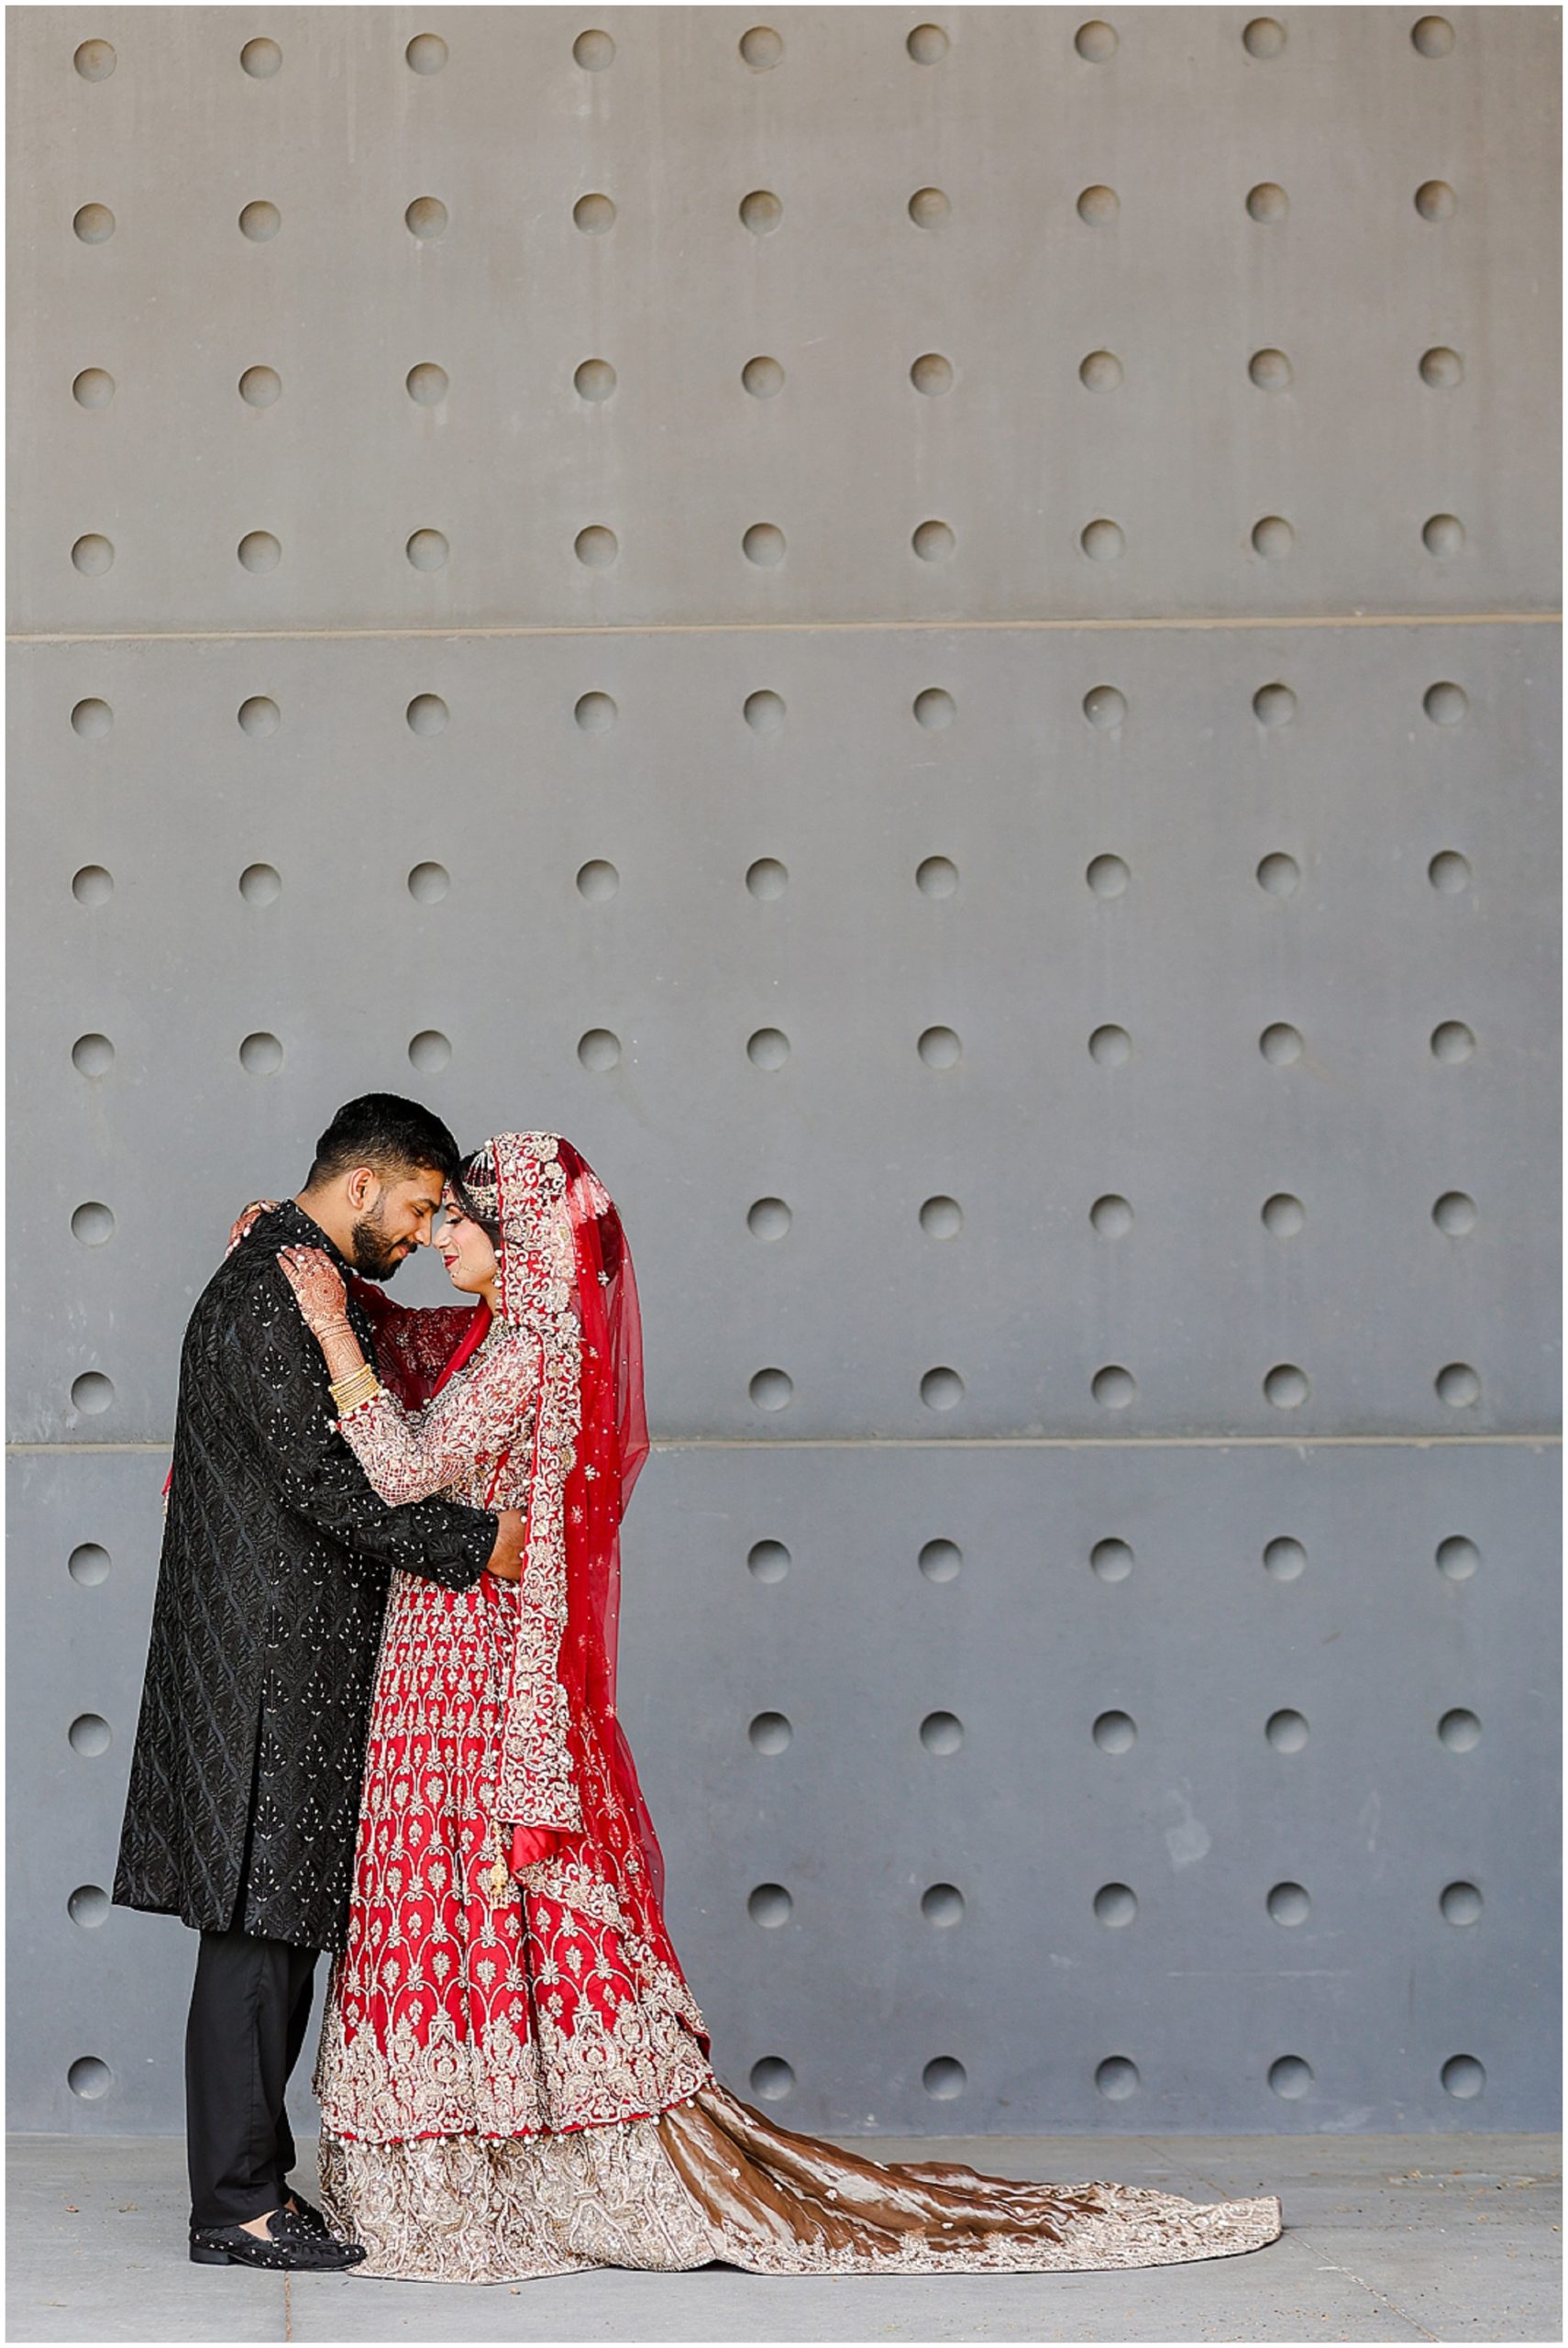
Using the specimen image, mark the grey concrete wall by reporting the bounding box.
[7,5,1561,2136]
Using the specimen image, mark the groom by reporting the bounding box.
[113,1092,525,2271]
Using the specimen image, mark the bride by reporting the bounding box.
[266,1127,1282,2283]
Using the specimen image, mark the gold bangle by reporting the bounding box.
[330,1366,381,1413]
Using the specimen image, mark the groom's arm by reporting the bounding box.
[217,1263,498,1591]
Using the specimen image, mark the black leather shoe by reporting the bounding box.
[190,2210,366,2270]
[279,2187,331,2239]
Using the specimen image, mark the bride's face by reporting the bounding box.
[435,1203,500,1297]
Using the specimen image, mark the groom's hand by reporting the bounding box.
[484,1508,526,1581]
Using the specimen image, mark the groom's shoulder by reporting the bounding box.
[185,1215,292,1338]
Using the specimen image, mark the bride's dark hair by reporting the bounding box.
[450,1146,502,1246]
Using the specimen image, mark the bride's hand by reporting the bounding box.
[226,1198,280,1257]
[277,1246,348,1335]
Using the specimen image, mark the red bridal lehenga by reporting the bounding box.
[313,1133,1283,2283]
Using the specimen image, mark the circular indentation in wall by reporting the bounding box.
[1089,1195,1132,1237]
[74,39,116,79]
[920,1367,965,1412]
[575,526,618,569]
[406,362,448,404]
[73,204,116,243]
[740,26,784,68]
[922,1883,965,1926]
[577,1028,621,1071]
[919,1539,961,1583]
[917,1027,961,1069]
[907,24,949,62]
[742,355,784,398]
[1079,349,1123,392]
[1252,515,1295,559]
[237,532,281,572]
[72,1376,115,1419]
[1246,183,1288,224]
[919,1196,962,1237]
[72,535,115,576]
[408,861,450,903]
[739,189,782,235]
[1435,1361,1480,1408]
[748,1368,794,1412]
[1080,518,1124,560]
[69,1885,110,1927]
[1423,514,1464,558]
[1077,184,1118,224]
[72,697,113,738]
[1265,1708,1308,1752]
[238,200,281,241]
[1266,1881,1309,1925]
[745,858,787,900]
[920,1711,964,1755]
[1264,1362,1309,1410]
[1082,685,1127,731]
[239,1032,282,1075]
[1424,681,1469,726]
[237,365,282,409]
[1429,850,1471,894]
[1257,853,1300,897]
[1436,1535,1479,1581]
[408,1031,450,1073]
[72,1034,114,1077]
[746,1027,790,1069]
[240,37,282,77]
[72,367,116,409]
[909,186,950,228]
[405,196,447,239]
[916,857,957,897]
[575,859,617,902]
[747,1197,791,1240]
[1088,1024,1131,1067]
[748,1884,791,1928]
[1268,2055,1312,2099]
[69,1544,111,1588]
[744,689,785,732]
[1253,682,1297,728]
[1432,1191,1476,1235]
[1441,2054,1485,2099]
[911,520,955,565]
[1413,15,1456,55]
[910,352,954,396]
[1090,1537,1133,1582]
[1415,180,1456,221]
[1096,2056,1139,2100]
[922,2057,966,2099]
[71,1202,115,1246]
[1092,1710,1135,1753]
[68,2056,112,2099]
[72,866,114,906]
[742,523,786,566]
[1430,1020,1474,1063]
[235,695,279,737]
[238,863,281,905]
[1242,17,1286,57]
[1250,348,1293,390]
[69,1713,111,1755]
[574,691,617,733]
[1087,854,1129,898]
[1420,346,1463,389]
[1092,1364,1136,1410]
[1093,1883,1137,1927]
[406,693,448,735]
[574,358,615,402]
[406,31,448,72]
[1440,1880,1481,1925]
[748,1539,790,1582]
[912,688,955,730]
[750,2056,793,2099]
[1438,1708,1481,1750]
[574,193,616,234]
[1264,1535,1306,1580]
[406,528,448,570]
[1076,20,1118,61]
[748,1711,792,1754]
[1260,1023,1303,1064]
[574,28,614,68]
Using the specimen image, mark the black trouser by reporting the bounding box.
[184,1924,318,2231]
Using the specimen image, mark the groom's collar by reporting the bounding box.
[269,1197,356,1279]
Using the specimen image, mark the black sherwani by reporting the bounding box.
[113,1201,496,1954]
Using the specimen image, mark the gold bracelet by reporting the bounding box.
[329,1366,381,1413]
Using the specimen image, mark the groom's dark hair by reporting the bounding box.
[305,1093,462,1190]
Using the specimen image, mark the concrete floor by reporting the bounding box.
[6,2130,1560,2343]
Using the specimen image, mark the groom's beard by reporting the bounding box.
[348,1202,411,1282]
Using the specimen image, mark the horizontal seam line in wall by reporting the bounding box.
[6,612,1562,646]
[8,1434,1560,1455]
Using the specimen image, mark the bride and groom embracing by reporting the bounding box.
[113,1091,1283,2284]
